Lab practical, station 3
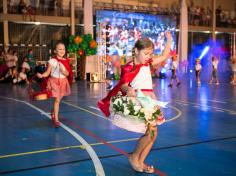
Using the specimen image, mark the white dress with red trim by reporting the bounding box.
[130,65,153,91]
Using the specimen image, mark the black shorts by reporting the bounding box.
[212,69,217,78]
[171,69,177,79]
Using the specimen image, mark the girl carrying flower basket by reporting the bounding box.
[98,32,172,173]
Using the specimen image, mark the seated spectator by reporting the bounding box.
[4,49,18,78]
[21,56,31,73]
[13,67,29,84]
[0,67,17,83]
[0,50,5,64]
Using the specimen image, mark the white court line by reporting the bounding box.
[207,100,226,104]
[0,96,105,176]
[88,106,101,111]
[63,101,113,122]
[175,100,236,115]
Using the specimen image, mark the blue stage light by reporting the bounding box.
[199,46,210,60]
[161,68,166,74]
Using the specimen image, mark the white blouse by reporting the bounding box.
[195,64,202,71]
[48,58,66,78]
[130,66,153,90]
[172,61,178,69]
[212,60,219,69]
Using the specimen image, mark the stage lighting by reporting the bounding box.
[190,69,193,73]
[159,68,166,79]
[199,46,210,60]
[161,68,166,74]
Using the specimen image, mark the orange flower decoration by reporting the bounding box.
[74,36,83,44]
[89,40,97,48]
[77,49,84,56]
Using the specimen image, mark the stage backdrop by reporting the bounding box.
[96,10,177,58]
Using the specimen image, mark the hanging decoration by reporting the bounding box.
[67,34,97,58]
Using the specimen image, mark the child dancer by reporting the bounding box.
[37,42,73,127]
[209,56,219,85]
[195,58,202,85]
[98,32,172,173]
[168,55,180,87]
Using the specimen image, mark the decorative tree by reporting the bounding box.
[67,34,97,58]
[67,34,97,80]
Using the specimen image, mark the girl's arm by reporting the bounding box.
[37,64,52,78]
[152,31,173,66]
[121,83,136,97]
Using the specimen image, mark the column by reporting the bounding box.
[212,0,216,41]
[83,0,93,36]
[3,0,9,51]
[70,0,75,35]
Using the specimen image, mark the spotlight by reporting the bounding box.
[199,46,210,60]
[161,68,166,74]
[159,68,166,79]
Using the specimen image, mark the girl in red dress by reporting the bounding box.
[37,42,73,127]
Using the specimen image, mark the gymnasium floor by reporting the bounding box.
[0,76,236,176]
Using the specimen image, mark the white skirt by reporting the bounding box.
[111,113,147,134]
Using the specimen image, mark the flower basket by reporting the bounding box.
[109,90,167,133]
[28,76,52,101]
[111,112,147,134]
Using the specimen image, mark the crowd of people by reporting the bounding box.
[7,0,64,17]
[0,48,36,84]
[2,1,236,28]
[181,4,236,28]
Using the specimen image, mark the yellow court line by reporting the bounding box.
[175,99,236,114]
[0,138,139,159]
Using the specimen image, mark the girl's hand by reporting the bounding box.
[59,63,69,76]
[37,73,43,78]
[127,87,136,97]
[165,31,173,41]
[59,63,65,71]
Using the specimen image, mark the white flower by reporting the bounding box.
[122,96,127,102]
[124,107,130,116]
[134,105,141,113]
[113,98,122,106]
[144,109,153,121]
[123,103,127,107]
[140,108,145,113]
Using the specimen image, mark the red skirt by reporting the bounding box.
[47,77,71,98]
